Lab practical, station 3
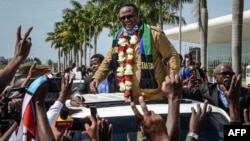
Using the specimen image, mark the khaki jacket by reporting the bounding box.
[93,26,180,101]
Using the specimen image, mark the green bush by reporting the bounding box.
[207,68,214,77]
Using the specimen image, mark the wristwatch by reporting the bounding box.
[187,132,199,140]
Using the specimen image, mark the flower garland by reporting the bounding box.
[116,32,138,102]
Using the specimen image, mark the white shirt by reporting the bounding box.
[46,100,64,125]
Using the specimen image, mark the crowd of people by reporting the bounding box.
[0,2,250,141]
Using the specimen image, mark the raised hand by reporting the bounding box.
[0,25,33,93]
[162,74,182,141]
[161,74,182,100]
[188,100,212,133]
[220,75,241,105]
[130,96,169,141]
[82,115,99,141]
[98,117,113,141]
[51,123,68,141]
[21,61,51,87]
[57,73,78,103]
[14,25,33,61]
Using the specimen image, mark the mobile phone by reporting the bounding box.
[67,118,91,131]
[67,106,97,131]
[90,106,97,121]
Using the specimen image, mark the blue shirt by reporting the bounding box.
[97,78,109,93]
[217,85,229,108]
[178,67,191,80]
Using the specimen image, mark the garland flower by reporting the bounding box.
[116,32,138,102]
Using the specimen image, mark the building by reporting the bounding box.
[0,56,8,65]
[164,10,250,75]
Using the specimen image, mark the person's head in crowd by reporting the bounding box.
[81,65,87,73]
[214,63,235,89]
[81,65,86,71]
[195,61,202,69]
[70,63,76,70]
[80,65,87,79]
[188,65,196,76]
[64,67,71,73]
[90,54,104,74]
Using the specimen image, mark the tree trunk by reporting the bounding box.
[93,35,98,55]
[84,43,87,65]
[58,48,61,72]
[232,0,244,75]
[200,7,208,68]
[80,42,83,66]
[158,0,163,29]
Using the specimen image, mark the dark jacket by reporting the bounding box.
[183,82,250,123]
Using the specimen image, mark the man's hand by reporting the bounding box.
[22,61,51,87]
[14,25,33,61]
[220,75,241,105]
[51,122,68,140]
[70,96,84,107]
[220,75,241,123]
[83,115,99,141]
[98,117,113,141]
[130,96,169,141]
[90,79,99,94]
[189,100,212,133]
[161,74,182,100]
[58,74,78,103]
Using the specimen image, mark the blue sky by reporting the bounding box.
[0,0,249,66]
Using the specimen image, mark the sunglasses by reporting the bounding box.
[119,14,135,21]
[216,71,235,76]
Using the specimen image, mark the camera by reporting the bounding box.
[47,76,61,93]
[29,75,61,93]
[0,87,25,132]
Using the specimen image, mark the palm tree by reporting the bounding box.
[232,0,244,76]
[199,0,208,69]
[156,0,194,29]
[85,1,112,55]
[47,0,194,69]
[192,0,208,69]
[45,22,66,72]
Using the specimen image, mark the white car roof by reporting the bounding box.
[73,79,84,83]
[70,93,230,122]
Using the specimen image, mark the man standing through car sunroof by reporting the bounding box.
[89,2,180,102]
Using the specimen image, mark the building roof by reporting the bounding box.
[164,10,250,45]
